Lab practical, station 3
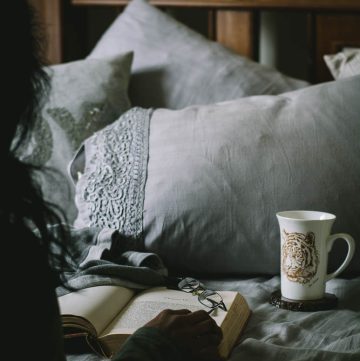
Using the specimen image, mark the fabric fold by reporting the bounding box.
[55,225,168,297]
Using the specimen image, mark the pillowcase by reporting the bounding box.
[324,48,360,79]
[71,75,360,277]
[89,0,309,109]
[18,53,133,223]
[71,107,152,240]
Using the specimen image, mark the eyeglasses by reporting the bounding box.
[177,277,227,314]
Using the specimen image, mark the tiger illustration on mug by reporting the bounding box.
[281,229,319,284]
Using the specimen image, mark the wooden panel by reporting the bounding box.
[207,10,216,40]
[29,0,62,64]
[316,13,360,82]
[72,0,360,10]
[216,10,255,58]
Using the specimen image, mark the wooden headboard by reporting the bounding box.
[31,0,360,83]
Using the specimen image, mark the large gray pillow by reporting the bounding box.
[89,0,308,109]
[18,53,133,223]
[72,75,360,277]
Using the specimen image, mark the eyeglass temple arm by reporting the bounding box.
[206,298,228,312]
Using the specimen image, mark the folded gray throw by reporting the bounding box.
[54,226,168,296]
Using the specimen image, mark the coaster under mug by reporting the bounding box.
[269,289,338,312]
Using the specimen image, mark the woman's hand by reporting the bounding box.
[144,309,223,361]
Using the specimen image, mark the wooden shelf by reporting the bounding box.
[72,0,360,11]
[36,0,360,81]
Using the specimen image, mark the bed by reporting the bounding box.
[27,0,360,360]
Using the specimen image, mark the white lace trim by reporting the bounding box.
[74,107,152,239]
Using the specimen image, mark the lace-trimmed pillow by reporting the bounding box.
[89,0,309,109]
[70,76,360,277]
[17,53,133,222]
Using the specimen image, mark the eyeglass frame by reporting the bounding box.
[175,277,228,314]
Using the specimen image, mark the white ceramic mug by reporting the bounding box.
[276,210,355,300]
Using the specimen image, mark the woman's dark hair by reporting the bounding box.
[3,0,72,283]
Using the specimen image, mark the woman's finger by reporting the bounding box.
[184,309,212,324]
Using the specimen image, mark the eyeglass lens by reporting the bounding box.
[178,277,202,292]
[178,278,227,312]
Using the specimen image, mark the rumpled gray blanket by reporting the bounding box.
[206,276,360,361]
[55,226,168,297]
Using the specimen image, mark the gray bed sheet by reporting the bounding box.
[67,275,360,361]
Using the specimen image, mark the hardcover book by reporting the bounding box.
[58,285,251,359]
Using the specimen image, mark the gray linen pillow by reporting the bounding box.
[18,53,133,223]
[89,0,309,109]
[71,75,360,277]
[144,76,360,276]
[324,48,360,79]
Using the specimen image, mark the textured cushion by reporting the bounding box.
[89,0,308,109]
[143,76,360,276]
[18,53,133,222]
[324,48,360,79]
[71,75,360,277]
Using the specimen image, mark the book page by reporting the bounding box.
[59,285,135,336]
[101,287,236,336]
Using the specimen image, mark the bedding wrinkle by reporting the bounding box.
[199,277,360,361]
[251,104,291,240]
[261,101,294,187]
[260,316,346,349]
[232,338,359,361]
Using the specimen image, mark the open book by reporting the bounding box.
[58,285,251,359]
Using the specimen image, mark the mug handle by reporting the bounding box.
[326,233,356,282]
